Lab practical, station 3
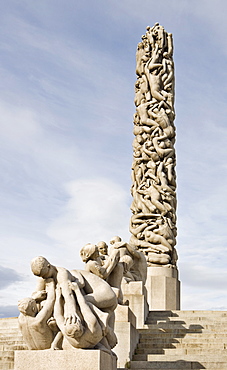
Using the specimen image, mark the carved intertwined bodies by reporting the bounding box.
[18,256,118,354]
[131,23,177,267]
[80,237,147,300]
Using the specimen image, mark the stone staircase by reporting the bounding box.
[0,317,27,370]
[1,312,227,369]
[130,310,227,369]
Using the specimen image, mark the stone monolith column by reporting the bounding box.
[130,23,180,310]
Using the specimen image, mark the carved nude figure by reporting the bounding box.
[31,256,81,325]
[80,244,124,303]
[144,45,169,106]
[149,107,175,139]
[164,158,176,187]
[156,161,176,194]
[152,217,176,246]
[28,257,118,351]
[129,219,171,254]
[137,182,169,215]
[131,184,156,214]
[97,241,108,261]
[109,236,147,284]
[147,251,171,265]
[18,278,60,350]
[136,99,159,129]
[134,75,150,106]
[162,55,174,92]
[136,42,148,77]
[53,282,117,353]
[153,134,175,159]
[31,257,117,320]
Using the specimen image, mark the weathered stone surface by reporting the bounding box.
[130,310,227,369]
[122,281,149,328]
[146,266,180,310]
[114,305,139,369]
[14,349,117,370]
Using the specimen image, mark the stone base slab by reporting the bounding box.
[114,305,139,368]
[146,266,180,310]
[14,349,117,370]
[122,281,148,328]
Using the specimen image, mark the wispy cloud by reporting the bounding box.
[0,266,25,290]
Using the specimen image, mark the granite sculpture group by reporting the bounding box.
[17,23,178,369]
[18,235,148,355]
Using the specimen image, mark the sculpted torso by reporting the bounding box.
[18,314,54,350]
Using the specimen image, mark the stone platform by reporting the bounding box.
[114,305,139,368]
[2,311,227,369]
[14,349,117,370]
[146,266,180,310]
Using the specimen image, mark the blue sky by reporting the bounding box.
[1,0,227,317]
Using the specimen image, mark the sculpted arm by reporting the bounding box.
[153,136,173,158]
[124,243,141,259]
[35,277,46,291]
[85,260,108,279]
[53,286,65,332]
[130,221,148,236]
[100,250,120,278]
[71,282,98,334]
[31,277,47,302]
[56,267,78,323]
[35,278,55,323]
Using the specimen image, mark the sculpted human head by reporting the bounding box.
[31,256,53,279]
[18,297,38,317]
[166,158,173,164]
[133,126,143,136]
[165,139,171,147]
[109,236,122,245]
[65,319,84,338]
[120,255,134,272]
[137,41,144,50]
[97,241,108,256]
[137,135,144,145]
[80,244,98,262]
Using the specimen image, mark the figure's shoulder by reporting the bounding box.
[18,315,34,328]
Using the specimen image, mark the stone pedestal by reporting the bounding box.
[122,280,149,328]
[114,305,139,369]
[14,349,117,370]
[146,266,180,310]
